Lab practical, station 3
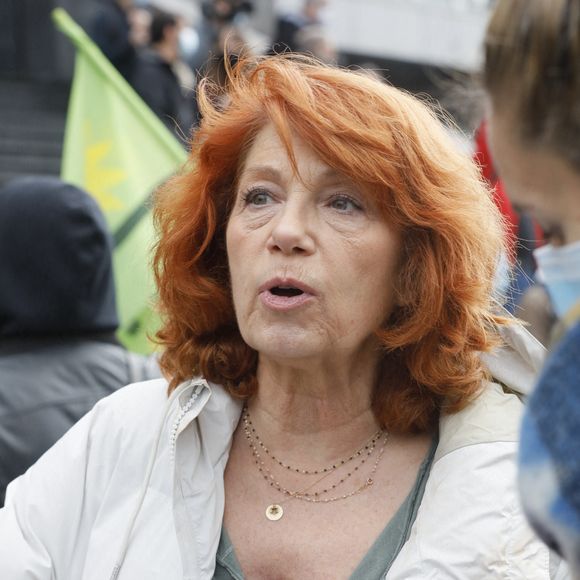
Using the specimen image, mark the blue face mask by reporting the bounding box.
[534,241,580,319]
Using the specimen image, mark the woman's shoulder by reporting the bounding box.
[86,377,235,461]
[88,377,172,437]
[389,383,551,578]
[430,381,524,523]
[92,377,171,413]
[434,380,522,481]
[55,377,179,475]
[391,443,551,578]
[436,380,523,462]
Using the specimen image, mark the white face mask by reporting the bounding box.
[534,241,580,319]
[179,27,199,61]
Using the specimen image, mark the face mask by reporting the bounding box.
[179,27,199,61]
[534,241,580,319]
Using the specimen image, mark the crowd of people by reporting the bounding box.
[88,0,335,136]
[0,0,579,578]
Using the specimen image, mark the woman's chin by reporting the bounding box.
[248,329,326,362]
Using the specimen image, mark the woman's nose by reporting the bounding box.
[266,201,315,255]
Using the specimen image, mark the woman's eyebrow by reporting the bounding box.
[240,165,282,182]
[317,170,359,192]
[240,164,353,189]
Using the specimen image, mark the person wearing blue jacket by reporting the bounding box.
[484,0,580,575]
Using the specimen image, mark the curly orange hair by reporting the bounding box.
[153,55,507,433]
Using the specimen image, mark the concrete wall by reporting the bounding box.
[0,0,94,81]
[275,0,492,71]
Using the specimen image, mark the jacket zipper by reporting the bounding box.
[169,383,203,457]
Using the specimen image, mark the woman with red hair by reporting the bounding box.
[0,56,559,578]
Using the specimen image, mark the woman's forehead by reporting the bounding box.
[240,124,347,185]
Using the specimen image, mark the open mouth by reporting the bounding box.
[260,279,314,310]
[269,286,304,297]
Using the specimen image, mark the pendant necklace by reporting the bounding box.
[265,504,284,521]
[242,406,389,521]
[265,462,339,521]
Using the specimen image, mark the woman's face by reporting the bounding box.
[488,107,580,245]
[226,124,401,363]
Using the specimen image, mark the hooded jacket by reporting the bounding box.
[0,176,160,505]
[0,321,569,579]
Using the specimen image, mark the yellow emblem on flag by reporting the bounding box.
[85,136,126,211]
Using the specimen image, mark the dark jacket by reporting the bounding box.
[89,0,136,80]
[132,49,195,134]
[0,176,161,505]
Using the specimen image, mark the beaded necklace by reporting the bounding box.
[242,406,389,521]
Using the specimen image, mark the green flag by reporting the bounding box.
[52,8,187,353]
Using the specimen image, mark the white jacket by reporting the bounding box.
[0,324,569,579]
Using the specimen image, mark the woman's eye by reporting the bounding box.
[329,195,361,213]
[242,188,273,206]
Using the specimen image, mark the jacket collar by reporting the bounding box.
[436,321,543,462]
[170,378,242,462]
[169,321,542,487]
[480,318,545,397]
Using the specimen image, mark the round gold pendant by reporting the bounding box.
[265,504,284,521]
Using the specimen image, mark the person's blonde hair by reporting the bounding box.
[484,0,580,169]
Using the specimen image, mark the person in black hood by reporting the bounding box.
[0,176,161,506]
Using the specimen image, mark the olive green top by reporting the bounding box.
[214,435,437,580]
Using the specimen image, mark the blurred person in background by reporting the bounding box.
[89,0,137,80]
[206,23,248,92]
[473,121,550,332]
[132,8,198,133]
[0,176,161,507]
[189,0,255,74]
[0,56,563,579]
[294,23,337,63]
[272,0,327,53]
[128,3,152,48]
[517,278,558,347]
[485,0,580,575]
[192,0,260,107]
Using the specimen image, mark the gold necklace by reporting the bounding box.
[261,432,388,521]
[262,464,340,521]
[244,408,383,475]
[245,421,380,497]
[242,406,389,521]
